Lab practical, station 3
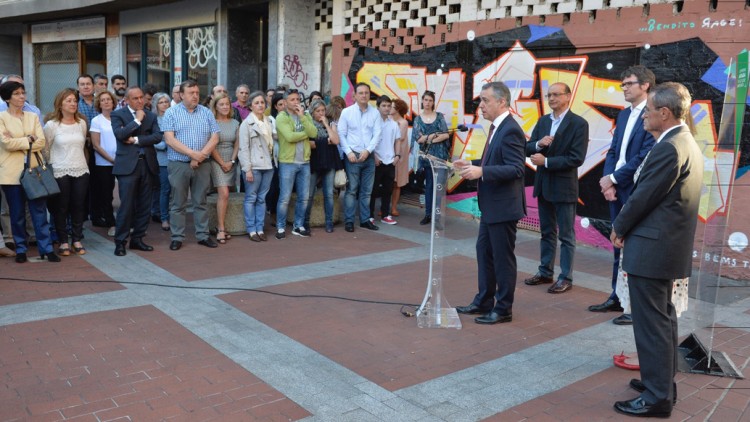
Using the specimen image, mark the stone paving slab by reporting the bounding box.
[0,305,309,421]
[0,203,747,421]
[222,254,617,392]
[0,254,122,306]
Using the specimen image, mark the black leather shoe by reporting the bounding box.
[129,239,154,251]
[614,397,671,418]
[45,252,61,262]
[588,298,624,312]
[547,279,572,293]
[15,252,27,263]
[114,242,127,256]
[524,274,553,285]
[613,314,633,325]
[475,312,512,325]
[345,222,354,232]
[456,304,491,315]
[419,216,431,225]
[198,238,218,248]
[629,379,677,404]
[169,240,182,251]
[360,221,379,230]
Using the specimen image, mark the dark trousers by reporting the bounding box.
[537,194,576,282]
[49,174,89,245]
[369,163,395,217]
[608,197,625,300]
[90,165,116,227]
[628,273,677,405]
[266,166,280,215]
[473,220,518,315]
[1,185,53,255]
[115,159,154,243]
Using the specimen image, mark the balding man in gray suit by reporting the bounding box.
[611,82,703,418]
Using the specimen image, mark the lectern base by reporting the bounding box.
[417,307,462,329]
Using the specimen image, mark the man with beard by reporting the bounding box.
[111,74,127,109]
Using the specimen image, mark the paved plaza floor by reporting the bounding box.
[1,203,749,421]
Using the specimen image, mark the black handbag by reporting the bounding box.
[20,147,60,200]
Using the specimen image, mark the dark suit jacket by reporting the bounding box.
[111,107,162,176]
[471,115,526,224]
[613,125,703,280]
[603,106,656,204]
[525,110,588,203]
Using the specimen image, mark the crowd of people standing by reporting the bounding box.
[0,74,419,261]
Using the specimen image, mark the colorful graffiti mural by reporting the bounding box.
[343,25,750,278]
[346,26,747,224]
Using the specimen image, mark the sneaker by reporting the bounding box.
[275,230,286,240]
[368,217,375,224]
[381,215,397,225]
[292,227,311,237]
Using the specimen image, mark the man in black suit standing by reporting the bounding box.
[523,83,588,294]
[611,82,703,418]
[453,81,526,324]
[589,65,656,325]
[111,86,163,256]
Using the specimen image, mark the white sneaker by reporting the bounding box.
[381,215,397,225]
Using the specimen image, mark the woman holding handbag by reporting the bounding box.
[43,88,90,257]
[411,90,449,225]
[0,81,59,263]
[238,91,275,242]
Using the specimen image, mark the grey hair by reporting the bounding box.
[481,81,511,105]
[650,82,692,122]
[309,99,327,113]
[151,92,170,115]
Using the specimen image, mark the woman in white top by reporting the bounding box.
[43,88,90,256]
[89,91,118,233]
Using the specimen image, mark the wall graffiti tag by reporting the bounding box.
[283,54,309,90]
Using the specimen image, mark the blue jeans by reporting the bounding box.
[158,166,171,222]
[344,156,375,224]
[243,169,273,233]
[276,163,310,230]
[2,185,53,255]
[305,169,335,228]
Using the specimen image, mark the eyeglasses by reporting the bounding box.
[544,92,568,99]
[643,105,665,114]
[620,81,641,89]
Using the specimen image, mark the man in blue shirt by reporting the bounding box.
[337,82,382,232]
[162,80,221,251]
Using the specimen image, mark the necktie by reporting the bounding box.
[480,124,496,166]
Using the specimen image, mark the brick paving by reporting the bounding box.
[0,203,748,421]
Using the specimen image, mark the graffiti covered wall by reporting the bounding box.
[332,1,750,279]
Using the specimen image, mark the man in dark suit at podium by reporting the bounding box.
[611,82,703,418]
[454,81,526,324]
[523,82,588,294]
[111,86,163,256]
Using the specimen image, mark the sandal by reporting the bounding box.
[217,229,227,244]
[58,245,71,256]
[73,243,86,255]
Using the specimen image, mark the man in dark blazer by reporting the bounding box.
[111,86,163,256]
[523,83,588,294]
[589,65,657,325]
[611,82,703,418]
[454,81,526,324]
